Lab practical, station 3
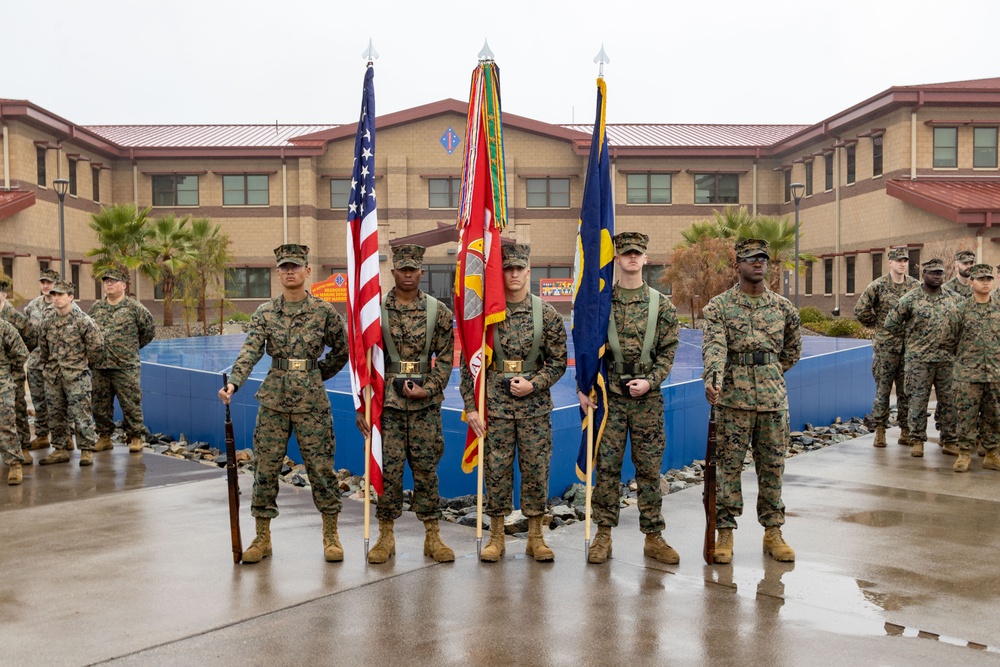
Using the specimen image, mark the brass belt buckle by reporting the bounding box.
[290,359,305,371]
[503,360,522,374]
[400,361,418,374]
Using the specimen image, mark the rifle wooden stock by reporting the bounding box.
[223,372,243,564]
[702,372,718,565]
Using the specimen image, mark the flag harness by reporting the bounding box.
[380,295,439,380]
[491,294,544,378]
[607,288,660,380]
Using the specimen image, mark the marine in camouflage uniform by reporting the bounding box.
[702,239,802,564]
[221,244,349,564]
[884,258,959,458]
[460,243,567,562]
[942,249,975,299]
[854,247,919,446]
[1,317,29,485]
[946,264,1000,473]
[361,244,456,564]
[37,281,104,467]
[0,278,38,461]
[88,269,155,455]
[585,232,680,566]
[23,268,62,449]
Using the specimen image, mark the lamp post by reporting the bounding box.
[53,178,70,280]
[790,182,805,309]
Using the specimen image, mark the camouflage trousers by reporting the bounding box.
[715,407,788,530]
[27,365,48,437]
[251,405,341,519]
[92,368,145,438]
[12,370,29,449]
[376,405,445,522]
[45,371,97,452]
[484,414,552,517]
[953,380,1000,452]
[904,360,957,445]
[870,341,909,428]
[0,383,25,466]
[592,391,667,534]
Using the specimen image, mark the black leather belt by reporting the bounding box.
[727,351,779,365]
[272,358,318,371]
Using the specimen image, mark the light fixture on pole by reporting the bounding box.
[52,178,70,280]
[790,182,805,309]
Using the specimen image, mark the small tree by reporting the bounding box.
[178,218,232,334]
[86,203,152,297]
[663,237,736,323]
[142,214,197,327]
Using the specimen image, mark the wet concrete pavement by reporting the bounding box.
[3,417,999,667]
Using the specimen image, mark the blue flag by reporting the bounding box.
[572,78,615,482]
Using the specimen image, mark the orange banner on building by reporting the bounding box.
[540,278,574,301]
[311,273,348,303]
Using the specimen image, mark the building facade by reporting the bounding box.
[2,77,999,317]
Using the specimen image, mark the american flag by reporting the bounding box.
[346,65,384,494]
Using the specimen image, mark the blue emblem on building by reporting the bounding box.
[440,127,460,154]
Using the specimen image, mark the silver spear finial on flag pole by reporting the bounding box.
[594,44,610,78]
[479,39,495,63]
[363,39,379,65]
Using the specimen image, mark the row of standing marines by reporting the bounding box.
[217,234,802,566]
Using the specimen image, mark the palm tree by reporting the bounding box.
[85,203,152,295]
[179,218,232,334]
[142,214,197,327]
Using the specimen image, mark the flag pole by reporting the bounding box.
[363,349,373,558]
[475,327,487,559]
[584,402,594,562]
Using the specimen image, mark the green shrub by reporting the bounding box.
[826,318,864,338]
[798,306,828,324]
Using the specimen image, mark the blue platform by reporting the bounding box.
[138,329,873,499]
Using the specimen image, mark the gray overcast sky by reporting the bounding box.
[6,0,999,128]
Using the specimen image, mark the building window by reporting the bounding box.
[643,265,669,293]
[92,167,101,202]
[1,257,12,281]
[152,175,199,206]
[824,153,834,191]
[418,263,457,300]
[845,255,856,294]
[95,274,103,300]
[226,268,271,299]
[908,249,921,280]
[330,179,351,209]
[36,146,47,186]
[871,253,882,281]
[974,127,998,168]
[68,160,78,196]
[824,258,833,295]
[846,145,856,185]
[428,178,462,209]
[223,174,269,206]
[804,161,813,196]
[783,169,791,203]
[71,264,80,292]
[872,135,883,177]
[805,262,813,296]
[38,260,49,273]
[933,127,958,168]
[694,173,739,204]
[526,178,570,208]
[626,173,671,204]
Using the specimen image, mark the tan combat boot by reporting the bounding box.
[8,463,22,486]
[942,443,960,457]
[983,450,1000,471]
[128,436,144,453]
[79,451,93,467]
[94,435,114,452]
[898,428,912,446]
[873,426,887,448]
[323,514,344,562]
[977,444,987,457]
[763,526,795,562]
[480,516,506,562]
[39,449,70,465]
[954,451,971,473]
[29,433,50,450]
[587,526,612,564]
[525,516,555,562]
[644,532,680,564]
[714,528,734,564]
[21,449,33,466]
[911,441,924,458]
[423,520,455,562]
[242,517,272,563]
[367,519,395,564]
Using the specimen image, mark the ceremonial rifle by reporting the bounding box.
[223,372,243,564]
[702,371,718,565]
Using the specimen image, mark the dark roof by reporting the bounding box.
[886,178,1000,225]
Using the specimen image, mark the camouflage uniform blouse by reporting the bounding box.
[702,286,802,412]
[883,287,958,364]
[943,277,972,299]
[0,319,28,391]
[229,294,348,414]
[88,297,156,370]
[854,274,919,350]
[606,283,679,396]
[947,297,1000,382]
[37,309,104,382]
[381,289,454,411]
[0,302,37,351]
[460,294,567,420]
